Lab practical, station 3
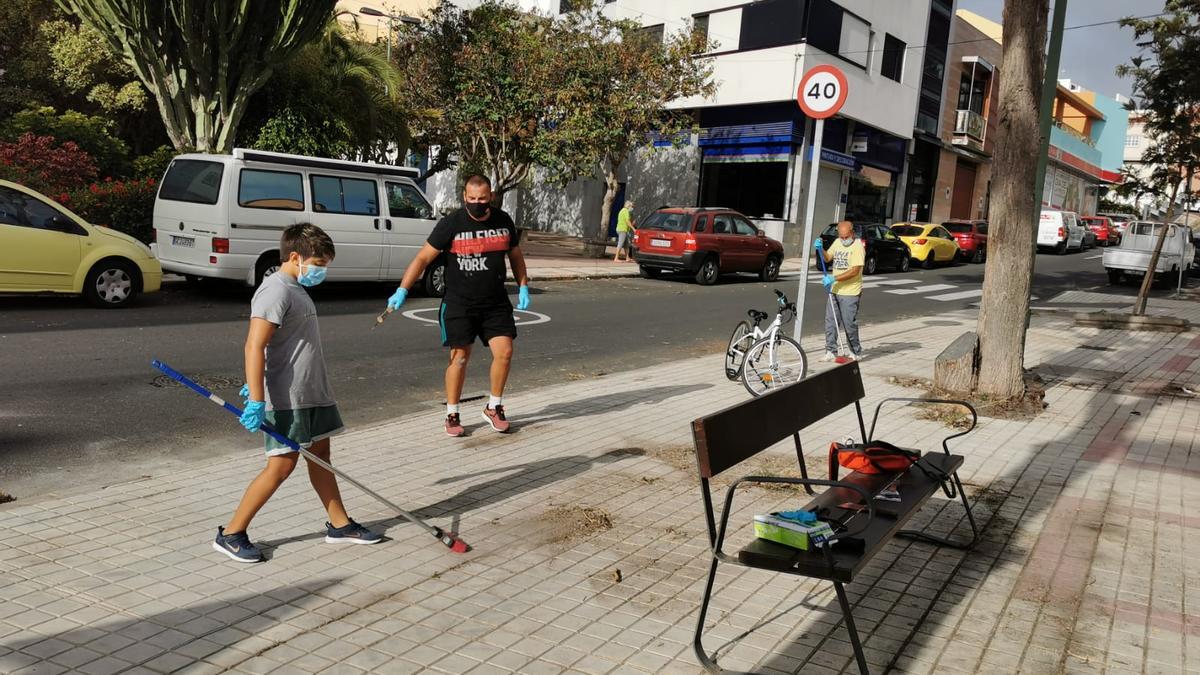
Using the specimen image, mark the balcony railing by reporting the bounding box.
[1052,119,1096,147]
[954,109,986,141]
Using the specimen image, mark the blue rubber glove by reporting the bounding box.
[813,238,824,251]
[822,273,835,290]
[386,286,408,311]
[517,285,531,310]
[240,400,265,433]
[239,384,250,405]
[776,509,818,524]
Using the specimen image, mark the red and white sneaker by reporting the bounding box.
[445,413,465,437]
[482,405,510,433]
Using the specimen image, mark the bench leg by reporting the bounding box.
[693,556,722,673]
[833,581,871,675]
[897,471,979,550]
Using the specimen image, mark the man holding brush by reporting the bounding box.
[814,220,865,362]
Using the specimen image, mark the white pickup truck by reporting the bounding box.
[1103,221,1196,285]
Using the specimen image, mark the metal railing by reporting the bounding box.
[1052,119,1097,147]
[954,110,986,141]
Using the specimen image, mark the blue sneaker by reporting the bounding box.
[325,519,382,545]
[213,526,263,563]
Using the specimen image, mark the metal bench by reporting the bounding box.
[690,361,979,674]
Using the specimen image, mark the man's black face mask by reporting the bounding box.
[465,202,490,219]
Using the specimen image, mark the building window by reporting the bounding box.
[700,162,789,219]
[638,23,665,45]
[956,70,989,115]
[806,0,843,56]
[739,0,805,51]
[694,14,709,45]
[915,0,951,135]
[1125,134,1142,147]
[838,11,870,67]
[881,34,905,82]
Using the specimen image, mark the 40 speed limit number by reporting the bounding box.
[796,65,848,119]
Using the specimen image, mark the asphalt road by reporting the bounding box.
[0,247,1175,499]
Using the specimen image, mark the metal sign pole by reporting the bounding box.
[794,118,825,340]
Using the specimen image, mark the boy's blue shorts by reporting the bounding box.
[264,405,344,456]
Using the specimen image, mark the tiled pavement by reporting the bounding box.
[2,291,1199,674]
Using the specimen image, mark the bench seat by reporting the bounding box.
[738,453,964,582]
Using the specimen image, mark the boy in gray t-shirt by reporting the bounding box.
[213,223,381,563]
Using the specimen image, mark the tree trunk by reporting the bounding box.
[583,156,623,258]
[1133,170,1186,314]
[974,0,1050,399]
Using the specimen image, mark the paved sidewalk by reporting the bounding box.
[2,291,1199,674]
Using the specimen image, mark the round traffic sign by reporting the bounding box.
[797,65,848,119]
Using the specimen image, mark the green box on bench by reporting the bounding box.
[753,514,836,550]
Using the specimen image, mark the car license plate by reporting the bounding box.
[171,235,194,248]
[651,239,672,248]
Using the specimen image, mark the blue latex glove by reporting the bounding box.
[776,509,818,524]
[240,400,265,433]
[813,237,824,250]
[517,285,531,310]
[822,273,835,290]
[239,384,250,405]
[386,286,408,311]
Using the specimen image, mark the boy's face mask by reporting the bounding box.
[298,259,328,287]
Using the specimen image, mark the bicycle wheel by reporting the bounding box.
[741,334,808,397]
[725,321,753,380]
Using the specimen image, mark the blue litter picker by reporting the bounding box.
[151,359,469,554]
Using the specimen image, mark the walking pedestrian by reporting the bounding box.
[215,223,381,563]
[815,220,865,362]
[614,199,635,262]
[384,175,530,437]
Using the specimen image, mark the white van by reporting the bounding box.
[1037,209,1086,254]
[153,149,445,294]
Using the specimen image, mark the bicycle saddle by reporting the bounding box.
[748,309,769,323]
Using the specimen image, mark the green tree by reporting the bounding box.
[1117,2,1200,314]
[0,0,63,117]
[1,107,130,177]
[551,4,715,255]
[56,0,338,153]
[395,1,566,203]
[39,19,148,116]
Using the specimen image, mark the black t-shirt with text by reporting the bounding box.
[427,207,518,308]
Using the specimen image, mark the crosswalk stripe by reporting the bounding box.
[884,284,957,295]
[927,289,983,302]
[862,279,920,287]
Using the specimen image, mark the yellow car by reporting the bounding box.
[890,222,961,269]
[0,179,162,307]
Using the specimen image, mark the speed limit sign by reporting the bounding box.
[797,65,848,119]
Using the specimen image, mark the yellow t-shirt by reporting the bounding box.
[827,238,865,296]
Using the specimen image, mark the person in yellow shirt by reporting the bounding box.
[614,200,635,262]
[814,220,865,361]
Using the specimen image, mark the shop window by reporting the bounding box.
[700,162,788,220]
[881,34,905,82]
[846,165,896,223]
[638,24,665,45]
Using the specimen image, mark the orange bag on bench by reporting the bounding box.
[828,440,920,475]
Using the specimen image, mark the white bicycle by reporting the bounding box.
[725,289,808,396]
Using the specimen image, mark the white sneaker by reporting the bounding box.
[820,351,838,362]
[848,351,864,361]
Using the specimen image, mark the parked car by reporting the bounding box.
[942,219,988,263]
[890,223,960,268]
[1103,221,1196,285]
[1099,212,1137,236]
[153,148,445,294]
[0,179,162,308]
[818,222,910,274]
[1036,209,1086,254]
[1080,215,1120,246]
[632,207,784,285]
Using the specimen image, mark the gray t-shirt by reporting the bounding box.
[250,272,335,411]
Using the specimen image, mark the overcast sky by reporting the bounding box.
[956,0,1165,101]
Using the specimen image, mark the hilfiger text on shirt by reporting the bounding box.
[450,229,510,272]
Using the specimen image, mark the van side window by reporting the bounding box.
[311,175,379,216]
[238,169,304,211]
[386,182,432,219]
[160,159,223,205]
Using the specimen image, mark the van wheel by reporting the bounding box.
[1107,268,1123,285]
[694,256,719,285]
[255,253,280,288]
[423,258,446,297]
[84,259,139,308]
[1055,241,1068,255]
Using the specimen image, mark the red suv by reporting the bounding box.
[632,207,785,285]
[1080,216,1120,246]
[942,220,988,263]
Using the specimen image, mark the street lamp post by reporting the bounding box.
[359,6,419,66]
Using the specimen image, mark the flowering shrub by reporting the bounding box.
[67,177,158,244]
[0,133,99,194]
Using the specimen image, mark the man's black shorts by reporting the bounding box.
[438,302,517,347]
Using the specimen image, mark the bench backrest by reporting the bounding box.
[691,362,865,478]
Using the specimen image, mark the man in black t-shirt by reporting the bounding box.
[385,175,530,437]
